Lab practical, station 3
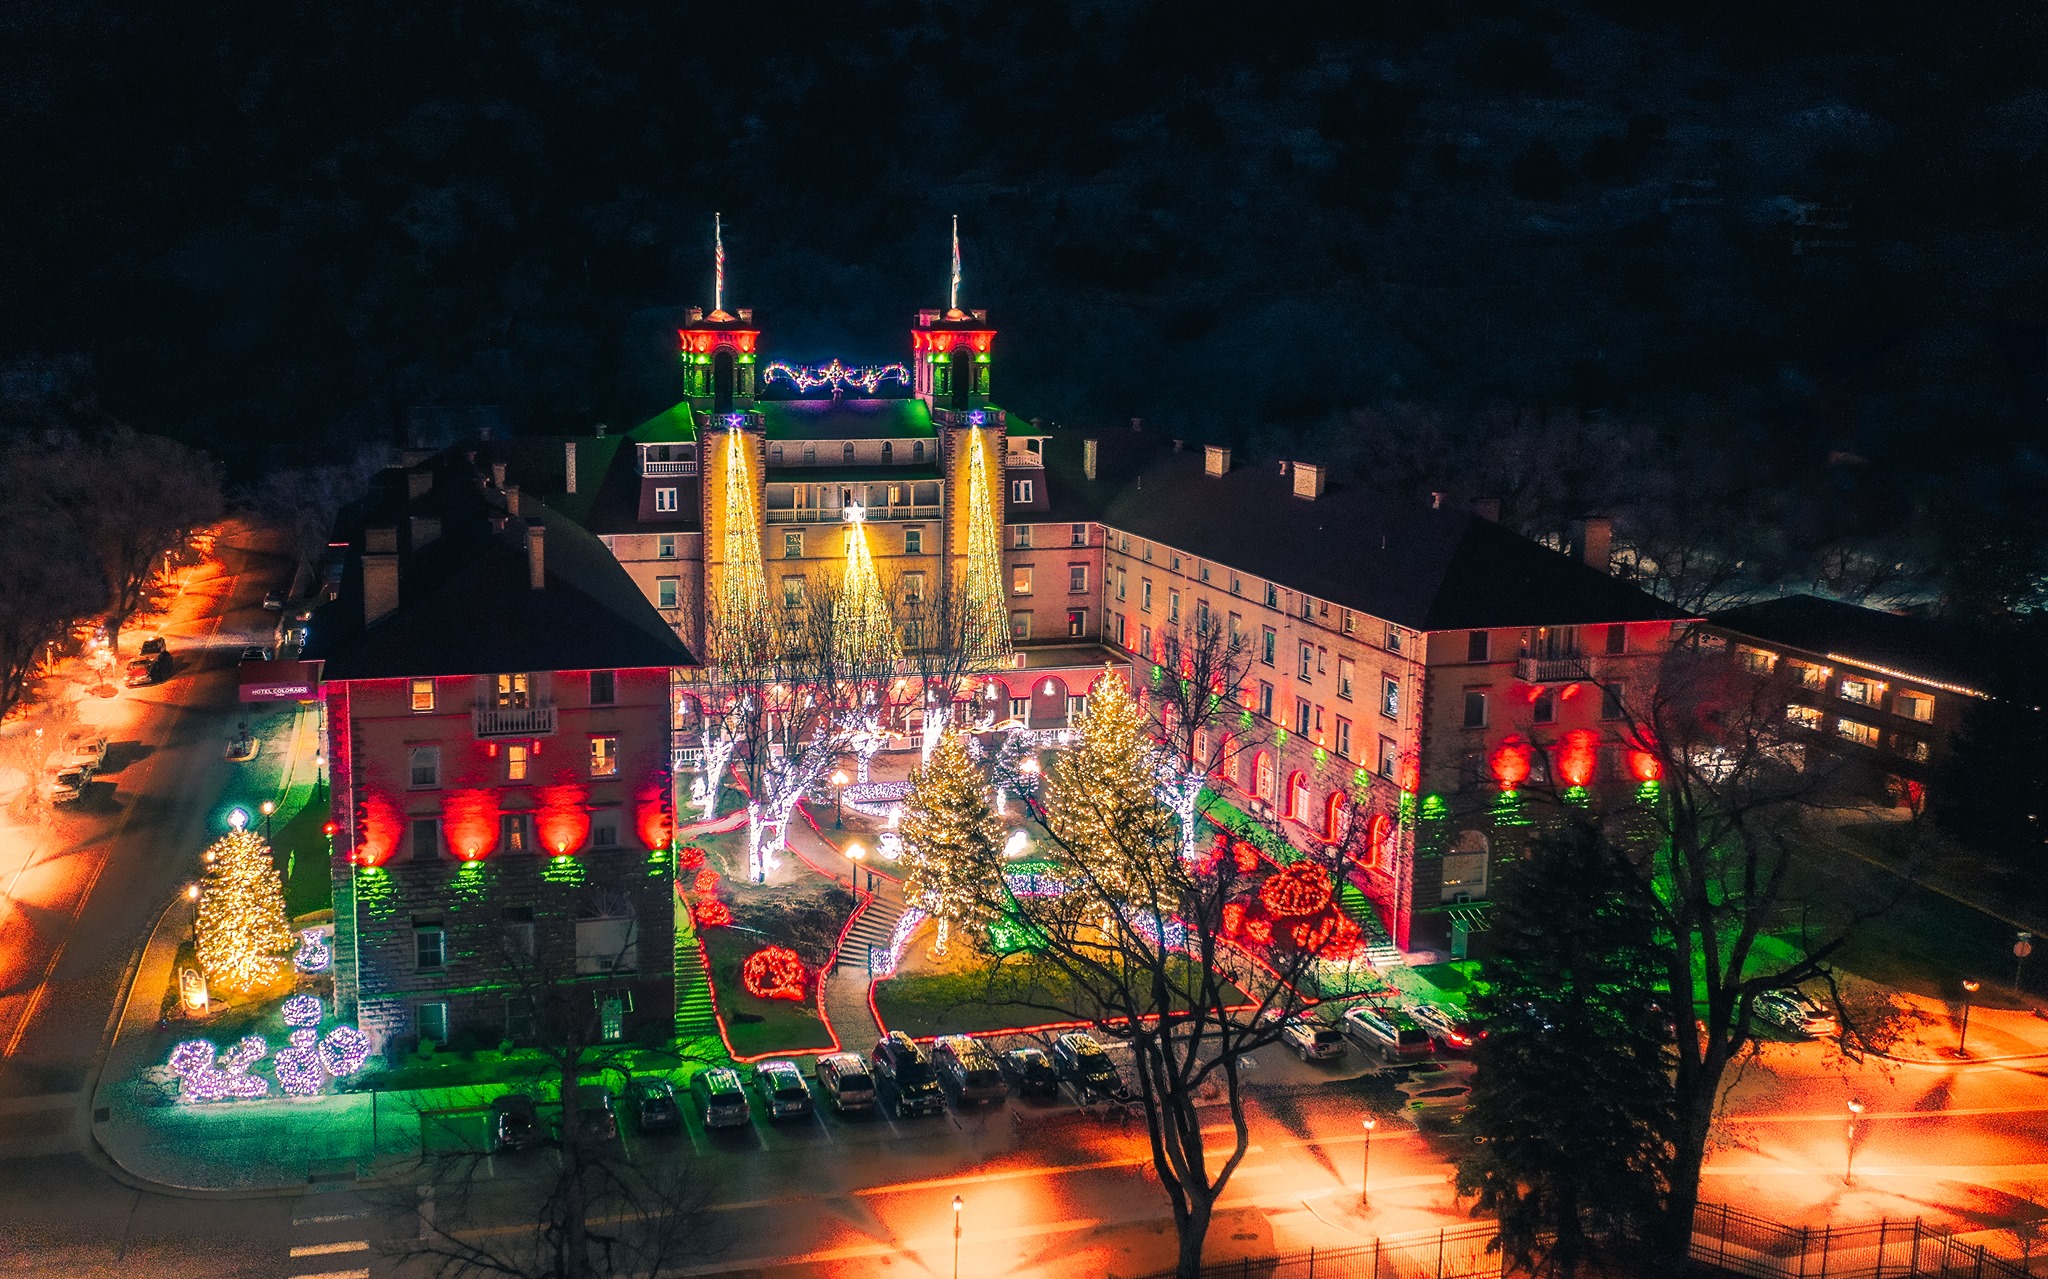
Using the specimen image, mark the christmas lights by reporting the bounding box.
[677,846,707,871]
[692,899,732,928]
[885,907,929,975]
[741,946,807,1001]
[195,827,294,992]
[292,928,332,973]
[1490,738,1532,791]
[170,1035,271,1103]
[763,360,911,395]
[833,504,902,670]
[281,994,323,1026]
[1555,730,1599,788]
[1260,862,1333,918]
[958,429,1012,667]
[1222,902,1246,936]
[318,1025,371,1078]
[275,1028,325,1096]
[693,868,721,895]
[713,425,774,667]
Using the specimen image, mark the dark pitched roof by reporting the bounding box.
[758,398,935,440]
[308,456,694,681]
[1032,429,1679,632]
[1709,595,1988,692]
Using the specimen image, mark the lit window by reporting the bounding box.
[1254,753,1274,799]
[506,744,529,781]
[1381,677,1401,719]
[654,487,678,513]
[657,577,680,609]
[499,812,532,853]
[903,572,926,603]
[409,678,435,713]
[1786,705,1823,730]
[1012,566,1033,596]
[1067,609,1085,637]
[1735,645,1778,674]
[784,531,802,559]
[590,735,619,777]
[496,673,530,708]
[409,745,441,789]
[1895,690,1935,723]
[1892,735,1930,762]
[1069,563,1088,593]
[782,576,806,609]
[658,534,677,559]
[1789,660,1830,690]
[1839,677,1887,708]
[1835,718,1880,748]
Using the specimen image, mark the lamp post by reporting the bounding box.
[1959,979,1980,1057]
[847,841,868,894]
[260,800,275,842]
[951,1195,963,1279]
[1361,1116,1376,1207]
[314,751,326,804]
[830,768,849,828]
[1845,1100,1863,1185]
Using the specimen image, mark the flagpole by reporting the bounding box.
[950,214,961,311]
[715,212,725,314]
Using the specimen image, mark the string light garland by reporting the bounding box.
[901,730,1005,956]
[693,868,721,895]
[763,360,910,394]
[958,429,1012,666]
[741,945,807,1001]
[834,503,902,669]
[693,899,731,928]
[169,1035,271,1103]
[275,1029,325,1096]
[713,425,774,667]
[1259,862,1333,918]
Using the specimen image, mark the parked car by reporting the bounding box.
[126,649,171,686]
[489,1093,541,1152]
[563,1084,617,1145]
[139,636,169,658]
[1342,1006,1434,1062]
[1271,1015,1348,1062]
[42,764,92,804]
[751,1060,815,1120]
[1051,1032,1128,1101]
[690,1067,752,1129]
[1406,1004,1483,1053]
[57,731,109,772]
[625,1078,681,1134]
[262,589,287,611]
[870,1031,946,1117]
[816,1053,877,1113]
[998,1046,1060,1099]
[1756,990,1838,1040]
[933,1036,1008,1106]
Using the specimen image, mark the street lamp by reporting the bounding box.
[260,800,275,842]
[1361,1116,1376,1207]
[1845,1100,1863,1185]
[952,1195,963,1279]
[1959,979,1981,1056]
[830,768,850,828]
[847,841,869,894]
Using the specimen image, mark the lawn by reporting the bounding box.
[875,943,1248,1039]
[268,793,334,918]
[699,930,836,1058]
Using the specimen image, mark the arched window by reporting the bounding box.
[948,348,973,411]
[1285,771,1310,821]
[842,442,855,463]
[712,349,736,414]
[1253,752,1274,800]
[1325,791,1350,843]
[1365,813,1394,870]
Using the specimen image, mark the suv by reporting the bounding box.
[489,1093,541,1152]
[998,1046,1060,1099]
[1756,990,1838,1040]
[690,1067,752,1129]
[1051,1032,1128,1101]
[870,1032,946,1117]
[563,1084,617,1145]
[932,1036,1008,1106]
[751,1060,815,1120]
[817,1053,877,1113]
[625,1078,681,1134]
[1273,1015,1348,1062]
[126,647,172,686]
[1342,1006,1434,1062]
[42,764,92,804]
[1406,1004,1483,1054]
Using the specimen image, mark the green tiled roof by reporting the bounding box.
[630,403,697,444]
[758,398,935,440]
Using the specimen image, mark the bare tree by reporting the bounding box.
[1142,611,1263,863]
[0,457,103,722]
[897,570,1009,764]
[247,447,397,590]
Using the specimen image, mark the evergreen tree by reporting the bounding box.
[1457,820,1673,1277]
[195,822,295,992]
[1043,669,1181,910]
[900,730,1004,956]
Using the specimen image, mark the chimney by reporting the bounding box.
[1292,462,1326,500]
[1574,516,1614,573]
[408,515,440,549]
[594,423,607,438]
[363,551,399,626]
[1430,491,1445,510]
[407,469,432,500]
[527,524,547,590]
[365,525,399,554]
[490,460,507,489]
[400,448,435,467]
[564,441,579,494]
[1083,439,1099,481]
[1204,445,1231,477]
[1130,417,1143,432]
[1471,498,1501,522]
[504,483,520,516]
[1172,438,1184,451]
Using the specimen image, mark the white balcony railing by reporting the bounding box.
[473,699,558,738]
[1515,656,1592,684]
[764,503,942,524]
[641,460,699,477]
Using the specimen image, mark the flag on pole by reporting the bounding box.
[950,214,961,311]
[714,212,725,314]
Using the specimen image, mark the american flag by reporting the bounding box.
[714,212,724,313]
[950,214,961,310]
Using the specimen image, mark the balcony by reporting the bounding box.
[641,460,699,477]
[765,503,942,524]
[473,699,558,739]
[1515,656,1593,684]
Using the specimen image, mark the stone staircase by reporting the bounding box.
[674,938,718,1035]
[839,892,906,977]
[1339,883,1403,969]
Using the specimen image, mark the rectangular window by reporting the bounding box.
[1295,697,1311,734]
[1786,704,1823,730]
[589,735,619,777]
[904,527,923,554]
[1385,625,1402,653]
[1301,595,1312,620]
[1467,631,1490,663]
[1298,643,1314,680]
[1342,610,1356,635]
[1227,612,1243,644]
[1605,624,1627,655]
[903,571,926,603]
[654,487,678,513]
[1114,568,1126,602]
[782,575,806,609]
[657,577,680,609]
[1463,690,1489,729]
[1113,613,1127,645]
[575,917,638,975]
[590,808,621,849]
[1532,689,1556,724]
[1895,690,1935,723]
[1379,737,1399,779]
[1789,660,1831,690]
[499,811,533,854]
[409,745,441,789]
[409,817,442,862]
[1068,563,1088,593]
[1839,676,1886,707]
[1140,624,1152,655]
[1195,598,1211,630]
[1381,677,1401,719]
[1071,524,1086,546]
[1010,479,1035,504]
[1335,717,1352,759]
[1338,657,1355,700]
[589,669,616,705]
[1601,683,1625,721]
[1836,718,1881,748]
[1258,682,1275,719]
[1264,583,1278,608]
[803,444,817,465]
[409,678,436,713]
[1141,579,1153,612]
[415,925,446,971]
[1735,645,1778,674]
[1009,696,1029,721]
[1317,646,1328,674]
[1015,526,1032,549]
[1011,611,1031,641]
[770,444,784,464]
[1168,590,1181,624]
[1892,735,1930,762]
[784,530,803,559]
[497,673,530,707]
[1229,574,1242,596]
[1012,566,1033,596]
[416,1000,449,1043]
[503,996,534,1042]
[657,534,677,560]
[506,743,529,782]
[1199,562,1212,583]
[1261,627,1276,666]
[1067,694,1087,721]
[1067,609,1086,637]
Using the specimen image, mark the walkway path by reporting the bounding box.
[787,804,906,1050]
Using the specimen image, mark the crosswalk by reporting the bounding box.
[287,1199,374,1279]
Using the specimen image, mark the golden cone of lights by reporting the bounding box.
[194,826,294,992]
[713,426,773,666]
[834,502,901,669]
[1044,668,1182,906]
[958,429,1010,667]
[902,729,1003,955]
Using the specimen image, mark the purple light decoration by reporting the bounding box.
[965,409,988,427]
[292,929,331,974]
[318,1025,372,1078]
[720,412,749,429]
[281,994,323,1026]
[275,1028,325,1096]
[884,907,929,976]
[763,360,911,395]
[173,1035,271,1103]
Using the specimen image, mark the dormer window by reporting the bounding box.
[842,442,855,463]
[913,440,926,462]
[882,441,893,462]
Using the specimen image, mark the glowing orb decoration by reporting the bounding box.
[692,868,720,895]
[692,899,731,928]
[281,994,323,1026]
[226,807,249,831]
[741,946,806,1001]
[964,409,987,426]
[275,1028,325,1095]
[1259,862,1333,918]
[677,846,707,871]
[1491,738,1532,791]
[318,1025,371,1078]
[1232,842,1261,874]
[292,929,332,973]
[1222,902,1246,937]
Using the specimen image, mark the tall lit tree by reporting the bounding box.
[195,818,294,992]
[900,729,1003,956]
[1043,669,1179,906]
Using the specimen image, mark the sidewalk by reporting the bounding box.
[1873,989,2048,1066]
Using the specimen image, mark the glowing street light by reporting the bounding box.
[1959,979,1981,1056]
[830,768,850,828]
[260,799,276,841]
[952,1195,963,1279]
[1845,1100,1864,1185]
[1361,1116,1377,1207]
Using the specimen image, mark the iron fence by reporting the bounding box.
[1125,1223,1503,1279]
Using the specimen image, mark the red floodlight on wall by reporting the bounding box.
[1491,738,1532,791]
[1556,730,1600,788]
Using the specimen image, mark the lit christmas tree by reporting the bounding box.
[195,815,295,993]
[1043,669,1183,908]
[901,730,1003,956]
